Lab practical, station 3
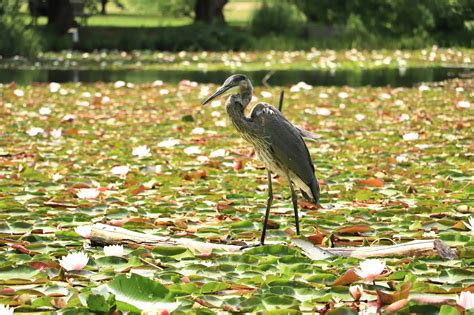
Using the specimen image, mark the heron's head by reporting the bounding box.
[201,74,252,106]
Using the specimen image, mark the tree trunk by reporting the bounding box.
[47,0,75,33]
[194,0,228,24]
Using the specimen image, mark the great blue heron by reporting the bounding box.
[202,74,320,245]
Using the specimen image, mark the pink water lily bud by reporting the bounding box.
[456,291,474,310]
[355,259,386,282]
[349,284,364,301]
[59,252,89,271]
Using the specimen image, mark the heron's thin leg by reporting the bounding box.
[260,170,273,245]
[287,175,300,236]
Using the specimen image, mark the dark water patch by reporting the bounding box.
[0,67,471,87]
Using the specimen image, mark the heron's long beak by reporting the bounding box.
[201,85,230,105]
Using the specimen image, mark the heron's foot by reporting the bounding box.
[240,242,264,250]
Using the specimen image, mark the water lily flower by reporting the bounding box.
[215,120,227,127]
[13,89,24,97]
[0,304,13,315]
[464,217,474,232]
[75,225,92,239]
[319,92,329,99]
[49,82,60,93]
[39,107,52,116]
[260,91,272,98]
[132,145,151,158]
[76,188,100,200]
[50,128,62,139]
[152,80,164,87]
[338,91,349,99]
[380,93,391,100]
[191,127,205,135]
[210,149,226,158]
[456,291,474,310]
[399,114,410,122]
[114,80,126,88]
[418,85,430,92]
[158,139,180,148]
[111,165,129,176]
[62,114,76,122]
[59,252,89,271]
[316,108,331,116]
[403,132,419,141]
[52,173,63,181]
[396,155,409,163]
[27,127,44,137]
[355,259,386,282]
[457,100,470,109]
[184,146,201,155]
[355,114,366,121]
[103,244,124,257]
[349,284,364,301]
[210,100,221,107]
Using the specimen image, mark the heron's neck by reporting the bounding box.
[226,94,251,133]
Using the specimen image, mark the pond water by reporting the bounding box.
[0,67,471,87]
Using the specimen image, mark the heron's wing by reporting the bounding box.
[294,125,321,142]
[250,103,318,197]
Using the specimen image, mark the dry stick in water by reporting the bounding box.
[90,224,457,260]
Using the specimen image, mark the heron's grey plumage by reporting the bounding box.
[202,74,320,244]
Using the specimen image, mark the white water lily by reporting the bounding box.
[49,82,60,93]
[13,89,24,97]
[111,165,129,176]
[52,173,63,181]
[114,80,126,88]
[316,108,331,116]
[76,188,100,199]
[338,91,349,99]
[59,252,89,271]
[132,145,151,158]
[355,259,386,282]
[396,155,408,163]
[39,107,52,116]
[152,80,164,87]
[457,100,470,108]
[62,114,76,122]
[260,91,272,98]
[0,304,14,315]
[464,217,474,232]
[319,92,329,99]
[75,225,92,239]
[184,146,201,155]
[418,84,430,91]
[27,127,44,137]
[103,245,124,257]
[50,128,62,139]
[191,127,205,135]
[158,139,180,148]
[399,114,410,122]
[456,291,474,310]
[355,114,366,121]
[210,100,221,107]
[215,120,227,127]
[210,149,226,158]
[403,132,419,141]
